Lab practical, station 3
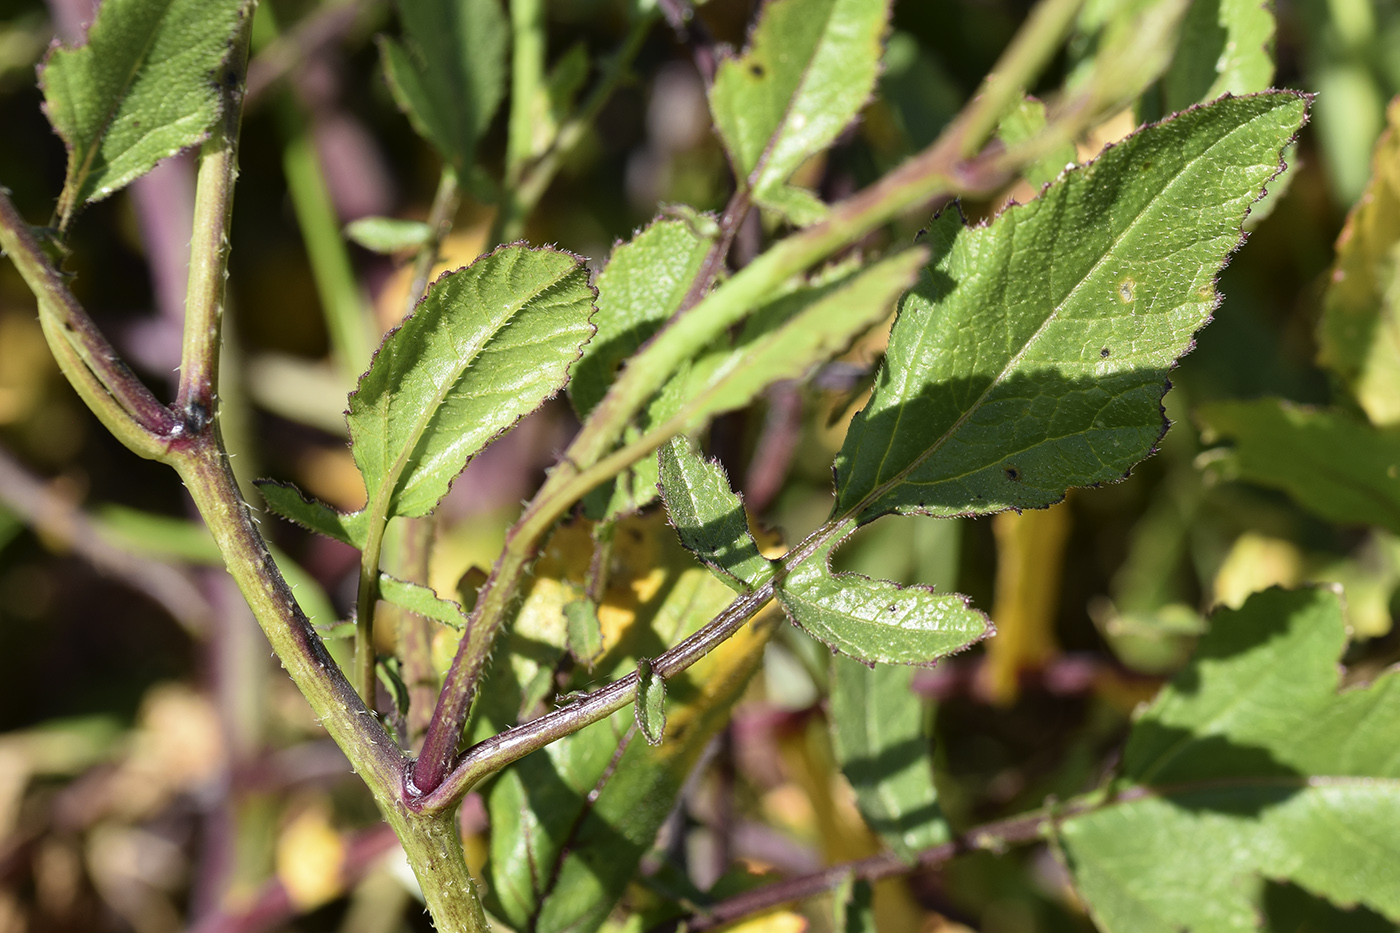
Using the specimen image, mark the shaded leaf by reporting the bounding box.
[379,0,507,172]
[349,244,596,522]
[564,598,604,666]
[40,0,249,228]
[571,217,713,418]
[776,519,990,664]
[1196,398,1400,535]
[830,655,950,861]
[834,92,1308,524]
[833,875,877,933]
[657,435,773,592]
[634,658,666,746]
[1163,0,1275,110]
[1067,0,1192,115]
[1317,99,1400,425]
[708,0,888,205]
[1060,586,1400,930]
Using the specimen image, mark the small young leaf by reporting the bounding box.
[256,481,370,549]
[776,519,991,664]
[709,0,888,204]
[40,0,250,228]
[344,216,432,254]
[564,597,604,666]
[1163,0,1275,110]
[378,574,468,629]
[1197,398,1400,535]
[657,436,773,592]
[349,244,596,522]
[379,0,507,172]
[830,655,951,861]
[1317,99,1400,425]
[756,184,830,227]
[834,92,1308,525]
[1060,587,1400,929]
[997,97,1077,190]
[634,658,666,746]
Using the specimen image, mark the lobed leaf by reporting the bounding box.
[1163,0,1275,110]
[1317,99,1400,425]
[776,519,990,665]
[829,655,951,861]
[40,0,250,228]
[657,435,773,593]
[349,244,596,522]
[1060,586,1400,930]
[834,92,1308,525]
[708,0,888,211]
[1196,398,1400,534]
[379,0,507,172]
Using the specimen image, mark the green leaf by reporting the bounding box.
[40,0,250,228]
[378,0,507,172]
[997,97,1077,190]
[344,216,432,254]
[1318,100,1400,426]
[776,519,990,664]
[377,575,467,629]
[834,92,1308,525]
[657,436,773,592]
[571,217,714,418]
[256,480,369,548]
[708,0,888,203]
[634,658,666,746]
[348,244,596,522]
[1163,0,1275,111]
[1196,398,1400,535]
[830,655,950,861]
[1059,586,1400,930]
[1066,0,1192,115]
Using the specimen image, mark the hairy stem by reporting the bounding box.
[405,167,461,317]
[412,0,1088,794]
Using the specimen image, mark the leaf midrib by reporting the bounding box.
[846,105,1278,523]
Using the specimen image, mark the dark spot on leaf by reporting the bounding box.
[750,63,765,77]
[1100,347,1111,358]
[1004,465,1021,482]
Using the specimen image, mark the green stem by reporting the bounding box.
[0,193,174,457]
[355,512,390,706]
[404,167,461,317]
[957,0,1086,157]
[492,10,656,243]
[504,0,546,191]
[255,1,375,386]
[381,807,489,933]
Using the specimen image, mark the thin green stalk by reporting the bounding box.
[504,0,546,190]
[355,516,390,706]
[254,1,375,386]
[493,9,656,243]
[404,167,460,318]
